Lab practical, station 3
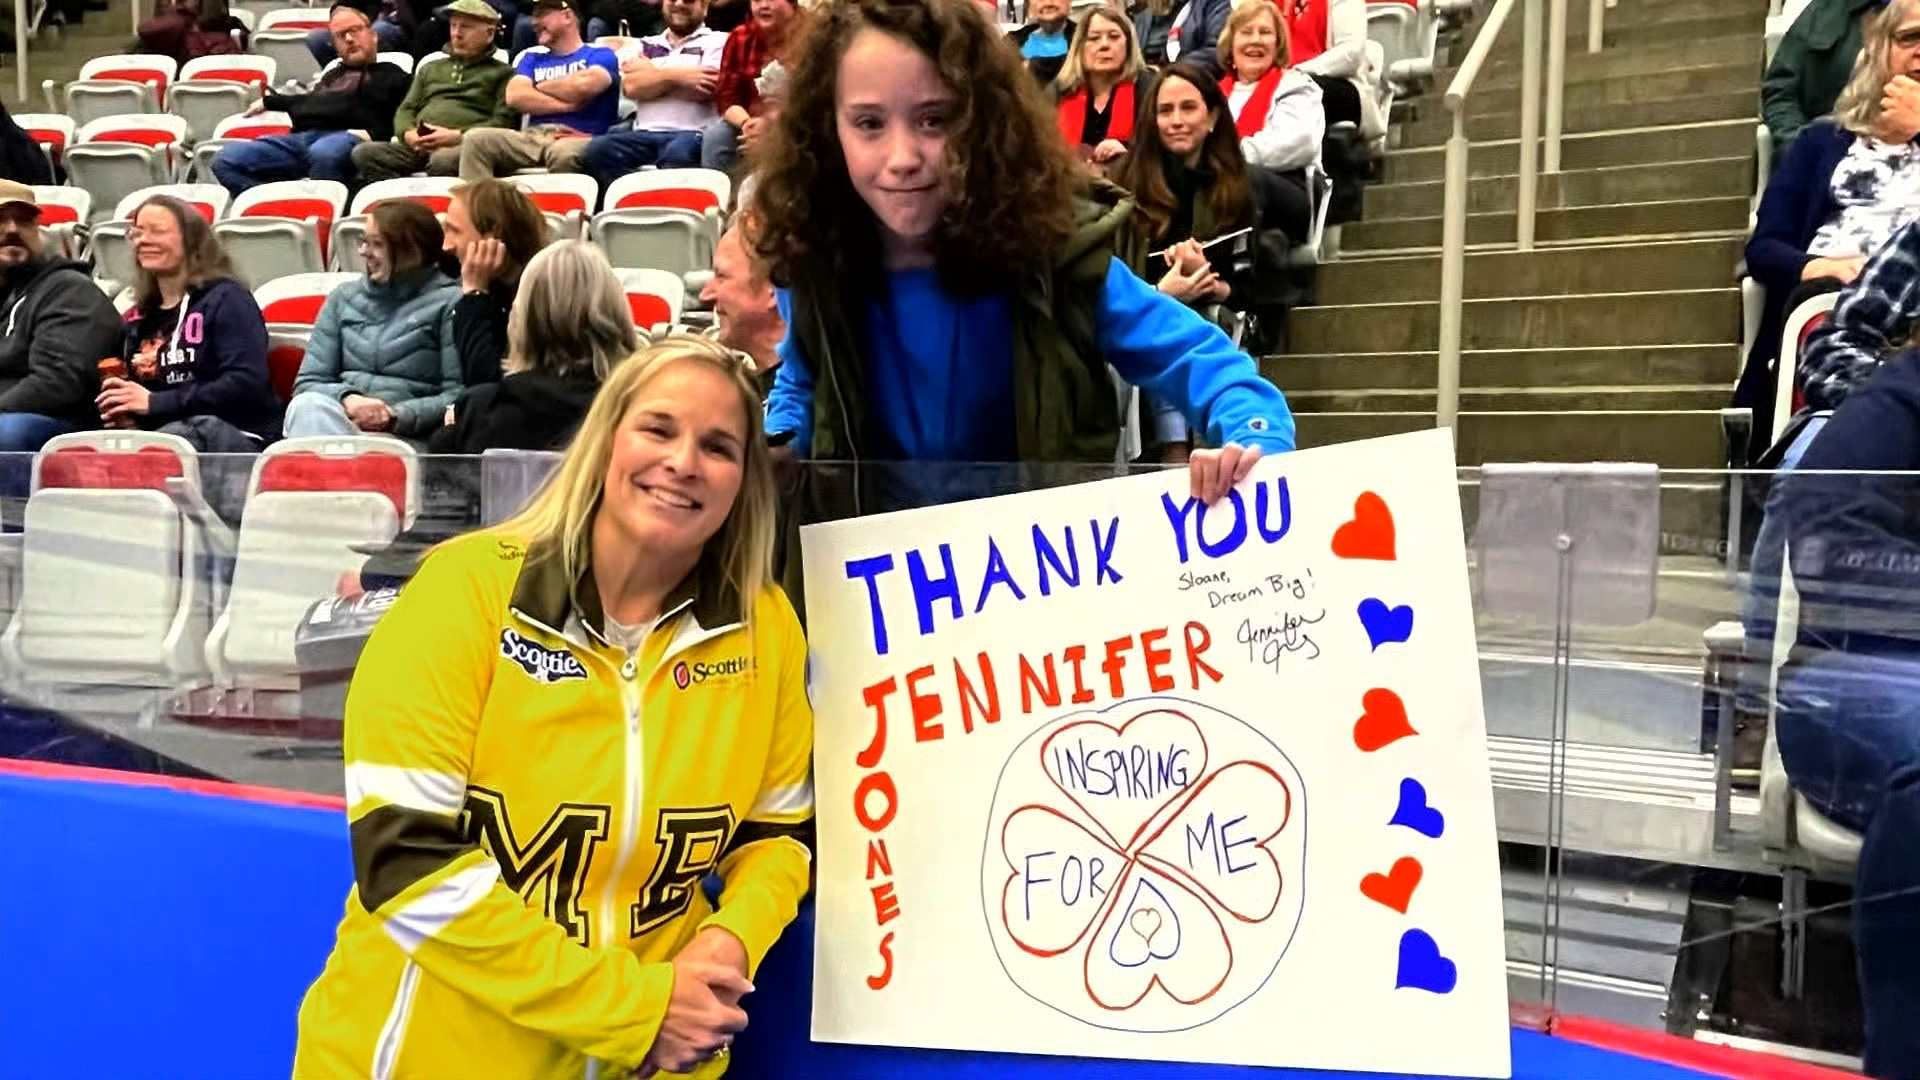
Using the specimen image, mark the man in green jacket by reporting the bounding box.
[1762,0,1878,153]
[352,0,519,181]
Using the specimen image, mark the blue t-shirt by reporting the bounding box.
[517,44,622,136]
[765,260,1296,461]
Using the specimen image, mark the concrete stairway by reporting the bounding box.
[1276,0,1764,469]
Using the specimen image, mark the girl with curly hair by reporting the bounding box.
[749,0,1295,504]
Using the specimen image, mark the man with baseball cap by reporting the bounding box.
[352,0,518,181]
[459,0,621,179]
[0,181,122,455]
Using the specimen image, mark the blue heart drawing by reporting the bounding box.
[1357,598,1414,651]
[1396,929,1459,994]
[1389,778,1445,838]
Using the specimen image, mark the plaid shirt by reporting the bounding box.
[715,20,776,115]
[1802,217,1920,411]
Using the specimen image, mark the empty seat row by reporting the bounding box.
[0,431,417,694]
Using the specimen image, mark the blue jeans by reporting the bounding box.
[0,412,82,505]
[211,130,361,194]
[580,128,702,188]
[699,115,738,171]
[1776,649,1920,1078]
[1739,413,1830,712]
[306,17,408,63]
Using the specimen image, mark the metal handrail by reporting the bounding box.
[1434,0,1598,437]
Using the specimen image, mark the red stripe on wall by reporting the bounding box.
[0,759,346,811]
[1554,1014,1857,1080]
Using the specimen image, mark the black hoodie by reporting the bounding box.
[427,369,601,455]
[120,276,282,440]
[0,257,124,426]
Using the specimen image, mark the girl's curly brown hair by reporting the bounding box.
[746,0,1082,297]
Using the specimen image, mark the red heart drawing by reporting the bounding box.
[1360,856,1424,915]
[1331,492,1396,561]
[1352,688,1417,752]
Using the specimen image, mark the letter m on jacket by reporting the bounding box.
[461,787,611,946]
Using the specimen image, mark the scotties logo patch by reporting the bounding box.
[500,629,587,684]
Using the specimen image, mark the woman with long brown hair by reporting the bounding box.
[1116,63,1308,302]
[443,178,552,388]
[97,194,278,452]
[750,0,1294,504]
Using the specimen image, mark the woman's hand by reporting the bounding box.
[1801,255,1867,285]
[1159,260,1225,304]
[96,377,151,423]
[1188,443,1262,504]
[1881,74,1920,144]
[636,951,752,1078]
[460,237,507,293]
[343,394,394,432]
[1167,237,1209,276]
[1091,138,1128,164]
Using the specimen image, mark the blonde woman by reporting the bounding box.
[1739,0,1920,450]
[295,334,813,1080]
[1051,4,1151,173]
[430,239,641,454]
[1219,0,1322,172]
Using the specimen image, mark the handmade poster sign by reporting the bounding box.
[801,429,1511,1078]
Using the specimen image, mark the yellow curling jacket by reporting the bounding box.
[293,530,814,1080]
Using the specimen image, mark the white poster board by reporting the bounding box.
[801,430,1511,1078]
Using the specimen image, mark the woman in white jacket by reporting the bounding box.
[1272,0,1383,137]
[1219,0,1323,173]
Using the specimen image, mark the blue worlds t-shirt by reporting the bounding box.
[518,44,622,136]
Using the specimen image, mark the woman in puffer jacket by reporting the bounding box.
[282,200,462,442]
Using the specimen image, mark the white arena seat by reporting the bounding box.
[0,432,228,688]
[206,436,419,689]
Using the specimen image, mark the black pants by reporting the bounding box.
[1252,165,1312,245]
[1309,73,1362,129]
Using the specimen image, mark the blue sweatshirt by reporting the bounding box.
[765,259,1296,460]
[121,276,281,441]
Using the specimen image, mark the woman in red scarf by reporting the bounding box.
[1218,0,1323,171]
[1052,4,1152,176]
[1268,0,1380,135]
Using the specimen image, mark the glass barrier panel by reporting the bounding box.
[0,451,1903,1074]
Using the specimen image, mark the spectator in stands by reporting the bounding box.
[352,0,517,182]
[1116,64,1306,300]
[443,178,551,387]
[136,0,248,64]
[1133,0,1227,77]
[701,222,782,389]
[1009,0,1073,85]
[1218,0,1322,173]
[0,103,52,185]
[283,202,462,441]
[1768,350,1920,1080]
[1738,0,1920,458]
[750,0,1294,501]
[702,0,802,171]
[309,0,410,63]
[293,335,807,1080]
[431,239,636,452]
[1051,5,1150,178]
[210,3,412,194]
[578,0,728,185]
[460,0,622,179]
[0,181,122,455]
[1765,0,1879,155]
[1271,0,1380,137]
[99,196,279,452]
